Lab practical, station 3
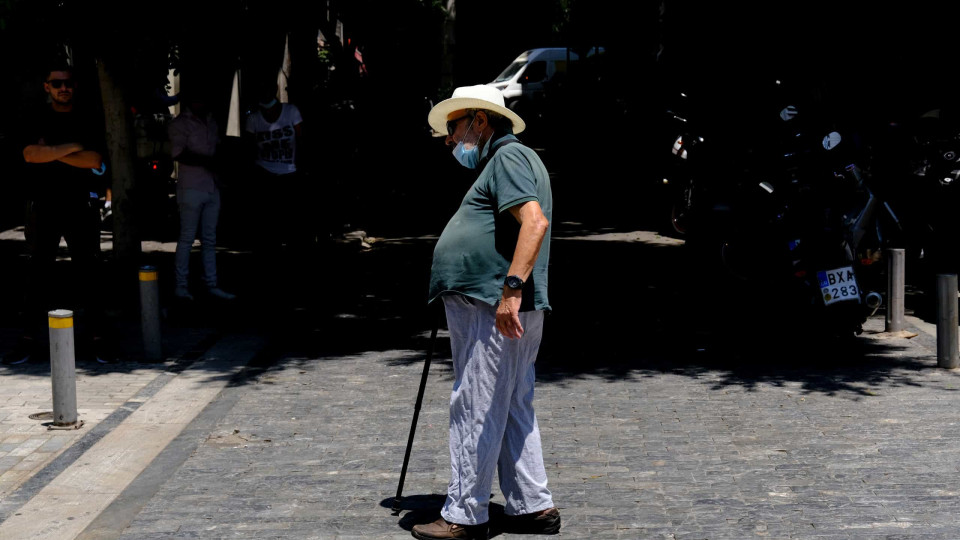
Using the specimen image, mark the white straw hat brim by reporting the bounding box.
[428,95,525,136]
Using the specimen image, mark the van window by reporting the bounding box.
[494,61,526,83]
[521,61,547,84]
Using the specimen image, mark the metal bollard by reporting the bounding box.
[48,309,81,428]
[139,266,162,361]
[937,274,959,369]
[885,248,905,333]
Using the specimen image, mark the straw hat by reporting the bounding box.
[427,84,525,136]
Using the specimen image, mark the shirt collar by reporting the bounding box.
[481,132,517,161]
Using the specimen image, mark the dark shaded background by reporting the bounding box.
[2,1,960,245]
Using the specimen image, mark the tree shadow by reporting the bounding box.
[1,196,951,398]
[303,223,952,399]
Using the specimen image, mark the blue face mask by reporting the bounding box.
[452,116,481,169]
[452,141,480,169]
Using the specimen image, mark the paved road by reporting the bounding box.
[2,211,960,538]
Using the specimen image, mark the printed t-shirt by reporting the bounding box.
[244,104,303,175]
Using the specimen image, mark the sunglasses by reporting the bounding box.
[446,114,473,136]
[47,79,75,89]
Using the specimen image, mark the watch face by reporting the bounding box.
[505,276,523,289]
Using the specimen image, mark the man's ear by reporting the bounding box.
[474,110,488,129]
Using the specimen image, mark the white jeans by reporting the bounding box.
[440,294,554,525]
[175,187,221,289]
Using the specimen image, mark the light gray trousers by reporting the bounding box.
[175,187,221,289]
[440,294,554,525]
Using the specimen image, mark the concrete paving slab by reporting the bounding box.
[0,334,265,540]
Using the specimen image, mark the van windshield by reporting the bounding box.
[493,61,526,83]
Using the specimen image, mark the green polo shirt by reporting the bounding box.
[429,134,552,311]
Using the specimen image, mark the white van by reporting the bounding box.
[487,47,602,110]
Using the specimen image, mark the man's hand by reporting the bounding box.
[496,289,524,339]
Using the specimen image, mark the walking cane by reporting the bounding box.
[392,307,442,514]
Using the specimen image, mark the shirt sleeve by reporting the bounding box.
[289,104,303,126]
[490,146,539,214]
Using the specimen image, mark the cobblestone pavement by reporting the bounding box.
[4,223,960,539]
[59,313,956,540]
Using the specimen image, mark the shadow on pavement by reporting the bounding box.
[381,493,524,539]
[0,190,946,399]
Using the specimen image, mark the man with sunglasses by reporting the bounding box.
[5,62,110,365]
[412,85,558,540]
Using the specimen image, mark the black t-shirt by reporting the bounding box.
[19,104,105,203]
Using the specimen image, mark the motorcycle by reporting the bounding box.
[657,91,697,236]
[698,108,890,340]
[655,88,743,238]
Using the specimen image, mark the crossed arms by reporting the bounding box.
[23,141,103,169]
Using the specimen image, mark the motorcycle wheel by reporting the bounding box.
[670,202,689,236]
[666,182,694,237]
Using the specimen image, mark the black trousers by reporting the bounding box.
[246,168,317,256]
[23,197,102,339]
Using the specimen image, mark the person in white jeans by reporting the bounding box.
[168,89,235,301]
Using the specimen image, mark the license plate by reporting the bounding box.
[817,266,861,305]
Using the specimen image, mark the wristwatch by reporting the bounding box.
[504,275,524,290]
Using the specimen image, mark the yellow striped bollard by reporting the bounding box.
[48,309,81,428]
[139,266,162,361]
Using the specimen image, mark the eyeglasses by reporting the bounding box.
[46,79,75,89]
[446,114,473,136]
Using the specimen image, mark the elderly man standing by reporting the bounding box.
[412,85,559,540]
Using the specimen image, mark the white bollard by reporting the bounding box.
[139,266,162,361]
[937,274,959,369]
[48,309,81,428]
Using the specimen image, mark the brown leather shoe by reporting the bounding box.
[411,517,488,540]
[501,507,561,534]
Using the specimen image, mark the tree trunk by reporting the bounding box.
[441,1,455,92]
[96,60,141,273]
